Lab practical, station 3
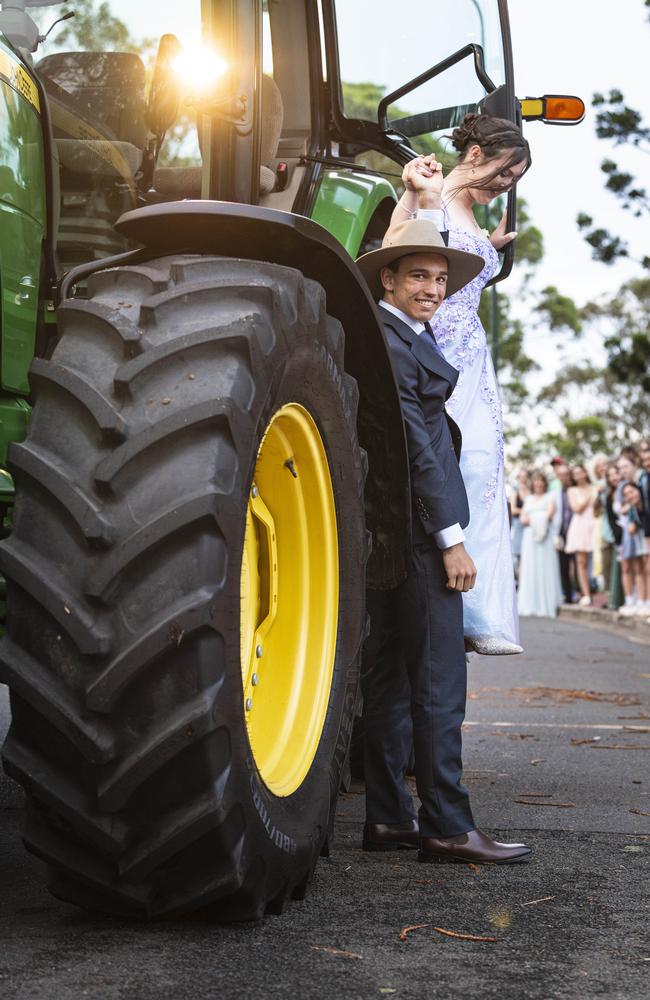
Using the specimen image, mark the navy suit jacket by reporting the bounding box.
[378,304,470,546]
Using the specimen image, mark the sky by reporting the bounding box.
[506,0,649,438]
[509,0,648,303]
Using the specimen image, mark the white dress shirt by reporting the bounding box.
[378,299,465,551]
[416,207,445,229]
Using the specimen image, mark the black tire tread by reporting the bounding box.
[1,255,366,920]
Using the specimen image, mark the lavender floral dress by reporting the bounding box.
[430,218,519,646]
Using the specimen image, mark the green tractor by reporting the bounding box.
[0,0,582,919]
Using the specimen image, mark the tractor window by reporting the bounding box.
[335,0,506,147]
[30,2,206,270]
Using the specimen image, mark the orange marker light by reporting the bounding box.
[520,95,585,125]
[545,96,585,121]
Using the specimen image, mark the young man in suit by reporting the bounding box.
[355,163,531,864]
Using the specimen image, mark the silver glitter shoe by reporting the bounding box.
[464,636,524,655]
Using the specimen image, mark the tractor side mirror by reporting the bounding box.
[146,33,183,139]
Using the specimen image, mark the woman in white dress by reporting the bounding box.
[390,114,531,654]
[518,471,563,618]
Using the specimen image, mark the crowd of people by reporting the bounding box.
[509,440,650,620]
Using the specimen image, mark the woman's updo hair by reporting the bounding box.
[448,112,531,192]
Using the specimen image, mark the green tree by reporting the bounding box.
[54,0,154,53]
[341,80,447,184]
[535,277,650,447]
[534,417,610,464]
[576,3,650,268]
[534,285,582,335]
[477,197,544,410]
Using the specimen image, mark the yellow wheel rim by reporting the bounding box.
[240,403,339,797]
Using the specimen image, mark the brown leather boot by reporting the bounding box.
[419,829,532,864]
[362,820,419,852]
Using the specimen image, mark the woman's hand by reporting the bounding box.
[489,209,517,250]
[402,155,444,205]
[629,521,638,535]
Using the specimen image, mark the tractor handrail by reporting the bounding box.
[377,43,496,132]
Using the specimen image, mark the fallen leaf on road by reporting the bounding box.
[414,879,432,885]
[518,792,552,797]
[638,674,650,679]
[629,809,650,817]
[623,726,650,733]
[399,923,429,942]
[489,731,538,740]
[622,845,644,852]
[588,744,650,750]
[618,714,650,720]
[515,799,576,808]
[571,737,601,745]
[311,946,362,960]
[467,863,481,873]
[499,686,641,706]
[433,927,497,943]
[521,895,556,907]
[529,759,546,765]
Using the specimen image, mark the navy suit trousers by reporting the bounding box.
[363,540,474,838]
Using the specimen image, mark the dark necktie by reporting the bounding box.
[423,321,444,358]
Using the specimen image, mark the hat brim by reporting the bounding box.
[356,242,485,302]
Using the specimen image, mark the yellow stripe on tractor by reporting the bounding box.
[0,48,40,114]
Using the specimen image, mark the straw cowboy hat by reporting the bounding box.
[356,218,485,301]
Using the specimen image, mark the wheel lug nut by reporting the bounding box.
[252,673,259,686]
[256,644,263,658]
[245,697,253,711]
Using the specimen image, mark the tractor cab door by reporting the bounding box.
[324,0,517,278]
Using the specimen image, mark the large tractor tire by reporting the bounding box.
[0,256,367,919]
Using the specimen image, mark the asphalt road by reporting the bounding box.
[1,617,649,1000]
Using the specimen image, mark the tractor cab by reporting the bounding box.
[1,0,582,278]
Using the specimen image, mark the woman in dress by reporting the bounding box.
[598,461,624,609]
[517,471,562,618]
[564,464,596,606]
[617,480,648,616]
[390,114,531,654]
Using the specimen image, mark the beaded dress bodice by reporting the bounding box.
[430,221,502,507]
[429,213,519,646]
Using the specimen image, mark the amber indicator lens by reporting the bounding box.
[545,96,585,121]
[520,94,585,124]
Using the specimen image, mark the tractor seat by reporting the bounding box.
[154,73,284,199]
[37,51,147,150]
[259,73,284,194]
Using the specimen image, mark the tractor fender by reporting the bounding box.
[113,200,410,589]
[310,170,397,257]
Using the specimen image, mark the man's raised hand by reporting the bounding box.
[402,155,444,205]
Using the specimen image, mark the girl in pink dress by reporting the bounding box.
[564,464,596,606]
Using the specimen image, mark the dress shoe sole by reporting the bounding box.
[418,849,532,865]
[363,840,419,853]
